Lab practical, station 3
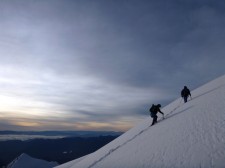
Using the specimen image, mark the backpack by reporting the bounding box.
[149,104,157,113]
[149,105,157,118]
[181,88,190,97]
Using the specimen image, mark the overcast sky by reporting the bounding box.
[0,0,225,131]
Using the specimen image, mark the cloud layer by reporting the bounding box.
[0,0,225,131]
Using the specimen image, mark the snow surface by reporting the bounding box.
[7,153,58,168]
[55,75,225,168]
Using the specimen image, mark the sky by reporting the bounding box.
[0,0,225,132]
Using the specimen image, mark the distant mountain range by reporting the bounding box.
[0,132,122,168]
[0,131,123,137]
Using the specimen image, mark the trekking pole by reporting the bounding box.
[180,97,183,103]
[179,97,183,104]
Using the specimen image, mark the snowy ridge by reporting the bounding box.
[7,153,58,168]
[85,102,183,168]
[56,75,225,168]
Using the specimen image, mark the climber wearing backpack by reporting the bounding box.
[181,86,191,103]
[149,104,164,126]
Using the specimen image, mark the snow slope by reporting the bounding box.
[7,153,58,168]
[56,75,225,168]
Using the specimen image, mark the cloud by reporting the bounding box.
[0,0,225,131]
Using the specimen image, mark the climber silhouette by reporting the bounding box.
[181,86,191,103]
[149,104,164,126]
